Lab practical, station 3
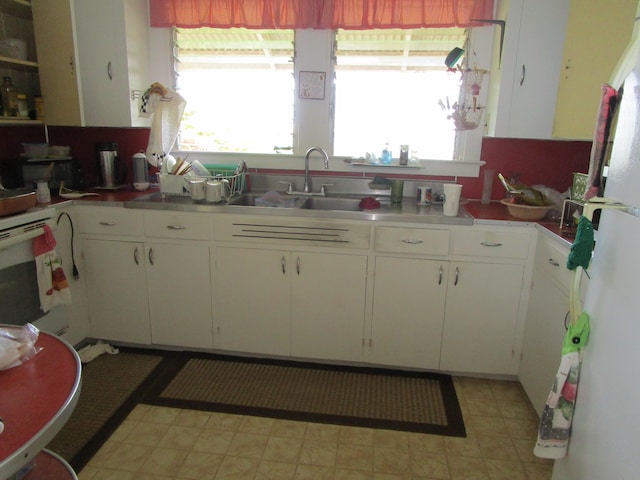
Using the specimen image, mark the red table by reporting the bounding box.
[0,330,81,479]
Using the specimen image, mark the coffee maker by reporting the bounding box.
[96,142,126,189]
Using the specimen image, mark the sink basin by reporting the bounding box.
[227,193,306,208]
[299,196,363,211]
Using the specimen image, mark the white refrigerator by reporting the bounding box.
[551,32,640,480]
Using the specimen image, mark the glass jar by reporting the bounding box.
[0,76,18,117]
[17,94,29,118]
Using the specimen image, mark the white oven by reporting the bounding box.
[0,208,69,335]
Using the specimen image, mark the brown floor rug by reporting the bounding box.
[45,349,167,472]
[142,353,466,437]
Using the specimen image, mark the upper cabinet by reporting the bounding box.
[486,0,570,139]
[487,0,637,140]
[0,0,41,124]
[553,0,638,140]
[31,0,151,127]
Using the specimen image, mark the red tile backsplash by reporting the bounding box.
[0,126,591,198]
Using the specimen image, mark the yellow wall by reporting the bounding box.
[553,0,638,139]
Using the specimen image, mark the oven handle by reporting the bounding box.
[0,226,48,250]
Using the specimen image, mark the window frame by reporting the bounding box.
[149,25,494,178]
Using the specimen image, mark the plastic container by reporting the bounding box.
[21,142,49,158]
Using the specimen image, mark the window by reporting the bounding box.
[175,28,295,154]
[333,28,467,160]
[169,25,490,173]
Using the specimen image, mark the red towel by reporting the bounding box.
[33,226,71,312]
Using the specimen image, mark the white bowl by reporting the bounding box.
[134,182,150,191]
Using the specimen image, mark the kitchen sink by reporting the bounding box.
[299,196,363,211]
[227,193,307,208]
[228,193,366,211]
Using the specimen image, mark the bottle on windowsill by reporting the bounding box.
[381,142,392,165]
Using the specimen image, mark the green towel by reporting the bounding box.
[567,216,594,270]
[563,311,591,354]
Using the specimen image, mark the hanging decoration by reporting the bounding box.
[442,40,489,131]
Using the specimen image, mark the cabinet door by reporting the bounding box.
[489,0,569,139]
[369,257,447,370]
[291,252,367,362]
[31,0,83,125]
[519,267,568,414]
[214,247,291,356]
[440,261,524,375]
[83,238,151,344]
[146,242,213,349]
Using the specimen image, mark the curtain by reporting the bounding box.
[149,0,494,29]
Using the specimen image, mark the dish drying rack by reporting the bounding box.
[158,169,246,198]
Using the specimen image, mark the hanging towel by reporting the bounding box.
[33,225,71,313]
[139,82,186,167]
[534,311,591,459]
[585,84,620,200]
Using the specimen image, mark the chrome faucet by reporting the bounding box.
[303,147,330,194]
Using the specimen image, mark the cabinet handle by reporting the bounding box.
[148,247,154,266]
[296,256,301,275]
[281,256,286,274]
[402,239,424,245]
[107,61,113,80]
[99,221,116,226]
[438,265,443,285]
[454,266,459,286]
[480,242,503,247]
[564,311,570,330]
[167,225,186,230]
[520,64,526,86]
[548,258,560,267]
[133,246,140,265]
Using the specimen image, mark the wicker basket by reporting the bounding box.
[500,199,553,220]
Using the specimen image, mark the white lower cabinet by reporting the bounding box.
[519,232,587,414]
[439,261,525,375]
[290,251,367,362]
[146,242,213,349]
[215,246,367,361]
[369,256,447,369]
[83,238,151,344]
[215,247,291,356]
[80,207,213,348]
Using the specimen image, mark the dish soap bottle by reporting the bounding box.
[381,142,392,165]
[0,77,18,117]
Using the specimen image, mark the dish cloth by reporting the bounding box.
[535,214,593,459]
[359,197,381,209]
[534,312,590,459]
[139,82,187,167]
[33,225,71,313]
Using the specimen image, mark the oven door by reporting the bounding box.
[0,222,69,336]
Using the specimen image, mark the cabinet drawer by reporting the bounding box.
[144,212,211,241]
[78,206,143,237]
[536,234,573,291]
[374,227,450,255]
[452,229,531,259]
[214,215,370,249]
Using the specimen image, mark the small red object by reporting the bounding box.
[359,197,381,210]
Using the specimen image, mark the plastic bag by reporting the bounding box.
[0,323,41,371]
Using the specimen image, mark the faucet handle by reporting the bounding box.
[279,181,293,194]
[320,183,333,196]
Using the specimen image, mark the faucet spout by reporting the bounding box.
[303,147,329,193]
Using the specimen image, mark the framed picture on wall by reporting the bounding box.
[299,71,325,100]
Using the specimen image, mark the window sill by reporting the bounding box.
[172,150,483,178]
